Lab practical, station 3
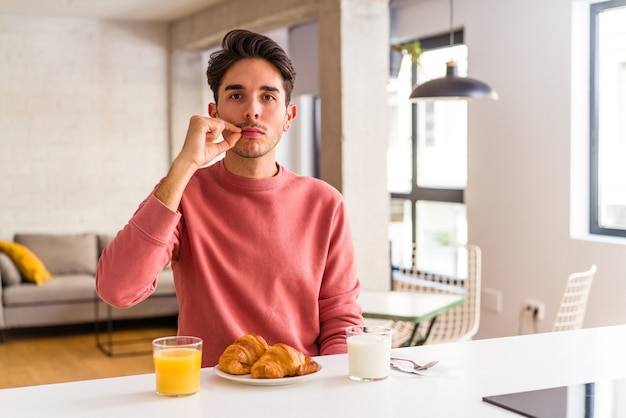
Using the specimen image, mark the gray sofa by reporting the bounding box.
[0,232,178,341]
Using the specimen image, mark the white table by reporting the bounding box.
[2,325,626,417]
[359,289,465,345]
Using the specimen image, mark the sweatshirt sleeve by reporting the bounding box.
[96,191,181,308]
[317,199,363,355]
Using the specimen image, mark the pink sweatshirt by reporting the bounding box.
[96,161,362,367]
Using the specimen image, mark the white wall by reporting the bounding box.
[394,0,626,338]
[0,16,170,239]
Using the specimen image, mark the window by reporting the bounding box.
[387,31,468,276]
[590,0,626,237]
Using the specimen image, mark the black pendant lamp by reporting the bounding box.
[409,0,498,101]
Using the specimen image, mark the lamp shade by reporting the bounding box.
[409,61,498,101]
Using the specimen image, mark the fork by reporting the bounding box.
[391,357,439,371]
[389,362,423,376]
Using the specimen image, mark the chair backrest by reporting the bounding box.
[392,244,482,344]
[551,264,597,332]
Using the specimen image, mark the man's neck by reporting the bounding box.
[223,153,279,179]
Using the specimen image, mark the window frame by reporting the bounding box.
[390,30,465,247]
[589,0,626,238]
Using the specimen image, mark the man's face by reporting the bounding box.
[209,58,296,160]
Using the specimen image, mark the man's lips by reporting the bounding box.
[241,128,263,138]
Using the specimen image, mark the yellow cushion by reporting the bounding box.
[0,241,52,285]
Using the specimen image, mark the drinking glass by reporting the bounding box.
[346,325,392,381]
[153,336,202,396]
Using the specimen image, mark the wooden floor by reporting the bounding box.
[0,318,177,389]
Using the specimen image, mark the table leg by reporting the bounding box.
[94,293,115,356]
[400,316,439,347]
[400,323,421,347]
[419,315,438,344]
[93,292,172,357]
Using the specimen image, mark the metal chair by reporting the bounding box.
[389,244,481,347]
[551,264,597,332]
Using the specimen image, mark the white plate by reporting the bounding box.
[214,366,321,386]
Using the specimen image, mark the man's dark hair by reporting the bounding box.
[206,29,296,105]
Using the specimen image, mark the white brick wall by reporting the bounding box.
[0,16,170,239]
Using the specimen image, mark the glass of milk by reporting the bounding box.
[346,325,392,381]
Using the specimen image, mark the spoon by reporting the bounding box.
[390,357,439,371]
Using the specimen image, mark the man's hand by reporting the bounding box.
[178,115,242,169]
[154,116,242,211]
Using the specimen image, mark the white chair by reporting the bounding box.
[552,264,597,332]
[389,244,481,347]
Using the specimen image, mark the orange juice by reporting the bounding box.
[154,347,202,396]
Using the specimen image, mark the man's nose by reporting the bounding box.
[245,99,261,119]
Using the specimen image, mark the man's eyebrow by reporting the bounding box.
[223,84,280,93]
[260,85,280,93]
[224,84,244,91]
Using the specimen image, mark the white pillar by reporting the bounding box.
[318,0,391,289]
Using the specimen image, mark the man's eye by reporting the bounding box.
[263,94,276,101]
[230,93,243,99]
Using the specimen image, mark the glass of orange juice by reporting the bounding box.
[153,336,203,396]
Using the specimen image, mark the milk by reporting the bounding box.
[347,332,392,381]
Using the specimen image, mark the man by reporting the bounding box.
[96,29,363,367]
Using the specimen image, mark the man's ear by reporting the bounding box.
[208,103,218,117]
[283,104,297,132]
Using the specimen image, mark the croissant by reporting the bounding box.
[250,343,321,379]
[218,334,269,375]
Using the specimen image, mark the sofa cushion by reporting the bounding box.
[0,252,23,286]
[97,234,115,257]
[2,274,96,305]
[0,241,52,286]
[14,233,98,276]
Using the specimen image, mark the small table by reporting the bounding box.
[94,284,177,357]
[358,289,465,346]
